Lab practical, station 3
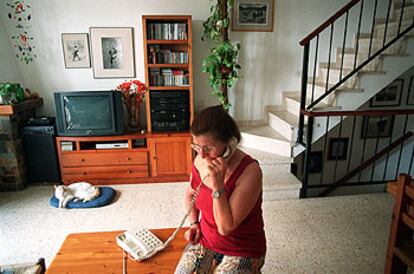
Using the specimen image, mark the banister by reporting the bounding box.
[305,22,414,110]
[318,131,414,197]
[301,109,414,117]
[300,0,361,46]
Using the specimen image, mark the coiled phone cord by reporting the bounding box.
[125,181,203,265]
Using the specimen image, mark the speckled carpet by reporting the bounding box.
[0,183,393,273]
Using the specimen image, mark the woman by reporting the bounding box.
[175,105,266,274]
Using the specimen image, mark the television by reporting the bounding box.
[54,90,124,136]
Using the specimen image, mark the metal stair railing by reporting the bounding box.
[297,0,414,145]
[299,109,414,198]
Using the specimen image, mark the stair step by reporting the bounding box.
[239,146,292,166]
[394,1,414,9]
[238,146,301,200]
[376,8,414,26]
[268,110,301,142]
[354,36,407,56]
[308,77,362,92]
[336,46,407,56]
[239,125,292,157]
[269,110,299,126]
[285,94,340,116]
[308,77,363,90]
[261,168,301,201]
[319,64,385,87]
[320,62,377,71]
[375,17,414,28]
[320,62,385,74]
[375,20,414,37]
[239,124,290,140]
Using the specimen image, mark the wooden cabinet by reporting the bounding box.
[148,136,192,177]
[55,16,195,185]
[56,133,191,185]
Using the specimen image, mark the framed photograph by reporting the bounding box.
[90,27,135,79]
[361,115,395,139]
[61,33,91,68]
[370,79,403,107]
[308,151,323,173]
[407,76,414,105]
[328,138,349,160]
[232,0,274,32]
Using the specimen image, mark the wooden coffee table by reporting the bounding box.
[46,228,187,274]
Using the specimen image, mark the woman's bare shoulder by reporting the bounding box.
[235,156,262,188]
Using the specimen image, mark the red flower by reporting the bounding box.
[115,80,147,108]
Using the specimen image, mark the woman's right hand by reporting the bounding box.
[184,223,201,244]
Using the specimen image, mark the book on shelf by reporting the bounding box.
[148,45,188,64]
[149,68,189,86]
[147,23,187,40]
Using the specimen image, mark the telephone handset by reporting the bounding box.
[221,137,238,159]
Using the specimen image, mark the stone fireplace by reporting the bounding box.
[0,99,43,191]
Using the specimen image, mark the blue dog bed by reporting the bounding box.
[49,187,116,209]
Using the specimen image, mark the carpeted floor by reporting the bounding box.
[0,183,393,273]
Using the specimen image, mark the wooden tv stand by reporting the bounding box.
[56,132,192,185]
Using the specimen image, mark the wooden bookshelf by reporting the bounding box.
[142,15,194,133]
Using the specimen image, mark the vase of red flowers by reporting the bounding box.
[116,80,146,132]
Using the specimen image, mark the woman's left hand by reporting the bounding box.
[204,157,227,190]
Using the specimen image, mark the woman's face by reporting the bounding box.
[191,134,226,160]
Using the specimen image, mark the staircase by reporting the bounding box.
[239,0,414,199]
[239,145,301,201]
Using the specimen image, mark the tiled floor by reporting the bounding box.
[0,183,393,273]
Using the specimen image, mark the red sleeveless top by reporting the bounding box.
[191,154,266,257]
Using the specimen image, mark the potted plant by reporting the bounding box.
[202,0,241,110]
[0,83,25,104]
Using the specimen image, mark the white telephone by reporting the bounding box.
[116,227,164,261]
[116,138,238,268]
[222,137,238,159]
[117,182,202,266]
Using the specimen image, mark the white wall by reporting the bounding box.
[0,19,23,83]
[0,0,349,120]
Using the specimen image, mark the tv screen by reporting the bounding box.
[54,91,124,136]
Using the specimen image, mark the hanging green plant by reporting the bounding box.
[202,0,241,110]
[202,41,241,107]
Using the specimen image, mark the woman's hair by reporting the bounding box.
[191,105,241,143]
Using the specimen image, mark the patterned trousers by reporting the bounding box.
[174,243,265,274]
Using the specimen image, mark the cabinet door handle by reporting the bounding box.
[81,158,85,162]
[126,170,131,174]
[153,156,157,160]
[82,172,87,175]
[127,157,132,161]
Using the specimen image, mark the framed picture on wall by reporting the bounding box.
[370,79,403,107]
[307,151,323,173]
[361,115,395,139]
[327,138,349,160]
[90,27,135,79]
[407,76,414,105]
[61,33,91,68]
[232,0,274,32]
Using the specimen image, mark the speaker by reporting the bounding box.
[21,123,61,183]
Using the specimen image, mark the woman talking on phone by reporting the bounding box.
[175,105,266,274]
